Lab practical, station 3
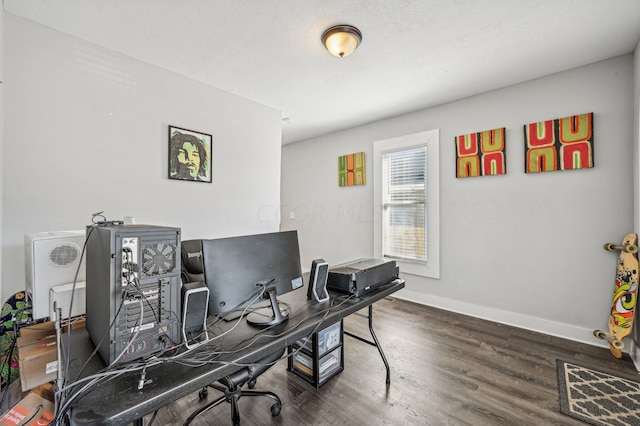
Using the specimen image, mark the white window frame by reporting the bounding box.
[373,129,440,278]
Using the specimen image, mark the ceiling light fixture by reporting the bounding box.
[321,25,362,58]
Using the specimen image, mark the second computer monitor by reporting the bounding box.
[201,230,303,327]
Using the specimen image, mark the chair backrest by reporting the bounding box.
[181,239,205,283]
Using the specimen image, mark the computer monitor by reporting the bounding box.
[201,230,304,327]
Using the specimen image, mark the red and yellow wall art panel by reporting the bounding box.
[524,112,593,173]
[338,152,366,186]
[455,127,506,178]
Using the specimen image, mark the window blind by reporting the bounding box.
[382,147,427,262]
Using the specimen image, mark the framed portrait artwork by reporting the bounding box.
[168,125,212,183]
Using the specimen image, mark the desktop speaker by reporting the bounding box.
[181,281,209,349]
[307,259,330,302]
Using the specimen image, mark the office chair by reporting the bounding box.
[181,239,207,284]
[181,240,283,425]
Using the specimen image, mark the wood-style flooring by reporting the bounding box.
[145,297,639,425]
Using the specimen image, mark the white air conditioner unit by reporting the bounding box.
[25,230,87,320]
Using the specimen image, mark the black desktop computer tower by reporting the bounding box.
[85,224,182,365]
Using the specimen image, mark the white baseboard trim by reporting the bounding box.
[393,288,614,352]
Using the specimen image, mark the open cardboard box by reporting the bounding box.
[0,392,54,426]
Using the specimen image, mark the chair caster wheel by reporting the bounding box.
[248,379,256,389]
[198,388,208,401]
[270,403,281,417]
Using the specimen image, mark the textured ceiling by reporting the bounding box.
[4,0,640,144]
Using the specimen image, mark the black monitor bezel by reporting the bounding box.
[201,230,303,323]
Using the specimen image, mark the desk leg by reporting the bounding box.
[344,305,391,384]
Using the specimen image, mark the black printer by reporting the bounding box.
[327,258,399,297]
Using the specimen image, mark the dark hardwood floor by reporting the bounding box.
[146,297,639,425]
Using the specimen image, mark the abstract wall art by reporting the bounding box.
[524,112,593,173]
[455,127,506,178]
[338,152,366,186]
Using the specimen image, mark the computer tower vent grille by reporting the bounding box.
[49,243,81,267]
[141,242,177,276]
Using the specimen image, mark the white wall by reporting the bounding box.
[632,41,640,365]
[1,15,283,300]
[282,55,635,347]
[0,10,4,296]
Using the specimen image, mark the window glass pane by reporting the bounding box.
[382,146,427,262]
[383,204,426,261]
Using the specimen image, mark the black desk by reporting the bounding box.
[65,279,404,425]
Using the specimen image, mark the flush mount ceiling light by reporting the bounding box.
[321,25,362,58]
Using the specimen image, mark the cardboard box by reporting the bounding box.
[0,392,54,425]
[17,322,58,391]
[17,322,55,342]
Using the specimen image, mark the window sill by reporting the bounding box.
[390,257,440,279]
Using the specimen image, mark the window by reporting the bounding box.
[373,130,440,278]
[382,147,427,262]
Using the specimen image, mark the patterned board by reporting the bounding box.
[607,233,639,357]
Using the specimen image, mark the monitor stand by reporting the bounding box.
[246,288,289,328]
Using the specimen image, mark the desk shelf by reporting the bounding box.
[288,320,343,388]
